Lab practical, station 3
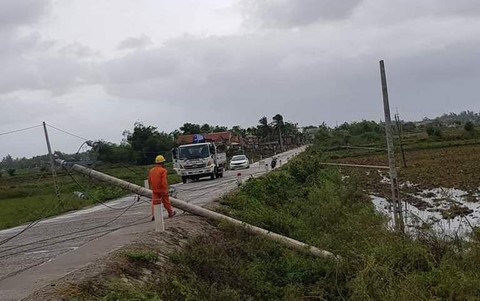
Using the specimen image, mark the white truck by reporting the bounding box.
[172,142,227,184]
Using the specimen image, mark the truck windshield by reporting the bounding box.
[179,145,210,160]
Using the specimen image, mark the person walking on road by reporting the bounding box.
[148,155,176,220]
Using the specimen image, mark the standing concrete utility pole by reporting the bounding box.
[379,61,404,233]
[43,122,62,202]
[395,112,407,168]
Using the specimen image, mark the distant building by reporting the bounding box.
[177,131,241,146]
[302,127,319,142]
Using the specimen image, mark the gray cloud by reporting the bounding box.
[0,0,50,29]
[118,35,153,50]
[2,0,480,159]
[355,0,480,27]
[240,0,363,28]
[98,17,480,128]
[59,42,99,58]
[0,0,92,96]
[0,51,90,94]
[101,49,179,85]
[240,0,480,29]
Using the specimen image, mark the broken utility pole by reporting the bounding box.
[379,60,404,233]
[394,112,407,168]
[43,122,62,203]
[56,159,338,260]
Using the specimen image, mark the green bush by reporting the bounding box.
[89,186,126,201]
[464,121,474,132]
[7,168,16,177]
[426,127,443,138]
[124,251,159,263]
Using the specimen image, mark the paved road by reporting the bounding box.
[0,147,305,300]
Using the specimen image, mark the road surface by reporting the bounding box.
[0,147,305,300]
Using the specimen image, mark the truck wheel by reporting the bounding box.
[182,176,187,184]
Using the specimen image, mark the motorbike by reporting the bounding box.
[271,157,278,169]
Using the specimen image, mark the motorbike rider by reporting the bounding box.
[271,156,278,169]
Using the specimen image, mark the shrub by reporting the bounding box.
[464,121,474,133]
[426,127,442,138]
[124,251,159,263]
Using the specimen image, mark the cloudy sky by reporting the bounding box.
[1,0,479,158]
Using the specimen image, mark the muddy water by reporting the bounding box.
[371,186,480,238]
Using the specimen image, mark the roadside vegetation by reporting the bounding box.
[4,110,480,299]
[69,141,480,300]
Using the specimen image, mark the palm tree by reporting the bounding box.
[258,116,271,141]
[272,114,285,151]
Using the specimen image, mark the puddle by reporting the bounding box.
[371,186,480,238]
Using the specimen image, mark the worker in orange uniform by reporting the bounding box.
[148,155,176,220]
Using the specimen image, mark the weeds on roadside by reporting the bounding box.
[73,148,480,300]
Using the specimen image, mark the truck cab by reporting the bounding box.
[172,142,226,183]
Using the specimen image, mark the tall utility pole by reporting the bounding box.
[43,122,62,202]
[394,112,407,168]
[379,61,404,233]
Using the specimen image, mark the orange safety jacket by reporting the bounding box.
[148,165,169,205]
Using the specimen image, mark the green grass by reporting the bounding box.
[124,251,159,263]
[68,145,480,300]
[0,163,181,230]
[0,193,96,229]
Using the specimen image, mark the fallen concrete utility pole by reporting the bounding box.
[318,162,391,170]
[56,159,337,260]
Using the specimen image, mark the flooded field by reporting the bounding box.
[336,144,480,237]
[372,186,480,238]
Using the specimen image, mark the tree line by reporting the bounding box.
[1,114,300,169]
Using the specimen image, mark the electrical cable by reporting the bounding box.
[62,165,140,211]
[0,150,295,252]
[46,124,89,141]
[0,215,152,281]
[0,124,42,137]
[0,164,140,247]
[0,191,77,247]
[0,197,142,257]
[0,170,62,246]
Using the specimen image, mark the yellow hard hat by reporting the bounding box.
[155,155,166,164]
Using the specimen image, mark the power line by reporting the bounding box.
[46,124,89,141]
[0,124,42,137]
[0,170,57,246]
[0,192,73,247]
[62,165,141,211]
[0,198,143,257]
[0,216,152,282]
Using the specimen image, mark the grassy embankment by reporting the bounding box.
[0,163,181,230]
[69,144,480,300]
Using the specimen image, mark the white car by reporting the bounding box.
[229,155,250,170]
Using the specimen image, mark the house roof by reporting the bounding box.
[176,131,241,145]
